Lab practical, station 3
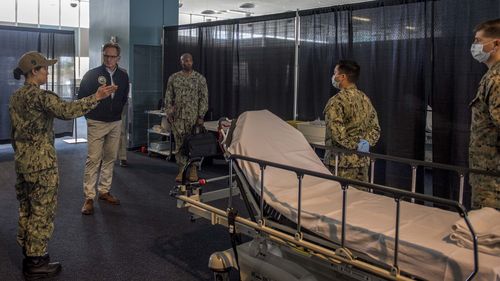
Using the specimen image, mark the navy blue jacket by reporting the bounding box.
[78,64,129,122]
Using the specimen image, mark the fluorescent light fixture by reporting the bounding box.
[405,26,416,30]
[228,9,253,15]
[352,16,371,22]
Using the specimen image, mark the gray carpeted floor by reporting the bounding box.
[0,140,238,281]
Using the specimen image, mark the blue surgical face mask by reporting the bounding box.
[331,76,340,89]
[470,40,495,63]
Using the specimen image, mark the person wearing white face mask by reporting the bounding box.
[323,60,380,187]
[469,18,500,210]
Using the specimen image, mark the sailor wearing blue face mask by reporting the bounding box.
[324,60,380,187]
[469,18,500,210]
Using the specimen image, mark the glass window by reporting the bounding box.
[190,15,205,24]
[179,13,191,25]
[49,56,75,99]
[40,0,60,26]
[61,0,79,27]
[76,56,89,80]
[0,0,15,22]
[18,0,38,25]
[80,1,89,28]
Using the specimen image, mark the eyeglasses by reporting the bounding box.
[103,54,119,59]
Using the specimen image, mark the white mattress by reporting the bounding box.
[227,110,500,281]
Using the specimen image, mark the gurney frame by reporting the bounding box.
[172,152,480,281]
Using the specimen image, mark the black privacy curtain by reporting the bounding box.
[0,26,76,143]
[298,2,428,192]
[163,14,296,121]
[163,0,500,208]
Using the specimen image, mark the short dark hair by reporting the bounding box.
[474,18,500,38]
[102,42,121,56]
[337,60,360,83]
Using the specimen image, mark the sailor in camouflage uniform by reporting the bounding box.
[164,53,208,182]
[324,60,380,186]
[9,51,115,279]
[469,19,500,209]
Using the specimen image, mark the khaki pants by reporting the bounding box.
[117,109,127,161]
[83,119,121,199]
[15,168,58,256]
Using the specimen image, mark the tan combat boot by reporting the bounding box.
[188,165,198,182]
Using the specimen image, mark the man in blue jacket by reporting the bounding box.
[78,42,129,215]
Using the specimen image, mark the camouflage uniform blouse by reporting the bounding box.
[9,82,99,174]
[324,85,381,168]
[164,71,209,126]
[469,61,500,174]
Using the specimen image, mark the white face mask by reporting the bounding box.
[331,76,340,89]
[470,40,495,63]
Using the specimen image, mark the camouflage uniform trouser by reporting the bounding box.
[15,168,58,257]
[172,118,196,169]
[470,174,500,209]
[329,166,369,191]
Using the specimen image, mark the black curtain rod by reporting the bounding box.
[0,24,74,35]
[165,0,437,31]
[298,0,435,16]
[165,11,296,31]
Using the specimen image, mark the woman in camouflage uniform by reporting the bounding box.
[9,51,115,280]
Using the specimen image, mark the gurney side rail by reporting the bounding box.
[318,145,500,205]
[229,153,479,281]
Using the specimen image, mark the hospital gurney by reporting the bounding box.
[171,110,500,281]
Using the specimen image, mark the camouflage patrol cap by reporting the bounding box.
[17,51,57,73]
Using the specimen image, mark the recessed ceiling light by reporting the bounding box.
[239,3,255,9]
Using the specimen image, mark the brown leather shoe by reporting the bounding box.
[188,165,198,182]
[81,199,94,215]
[98,192,120,205]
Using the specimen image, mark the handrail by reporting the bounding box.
[228,153,479,281]
[317,145,500,205]
[314,144,500,178]
[231,154,464,210]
